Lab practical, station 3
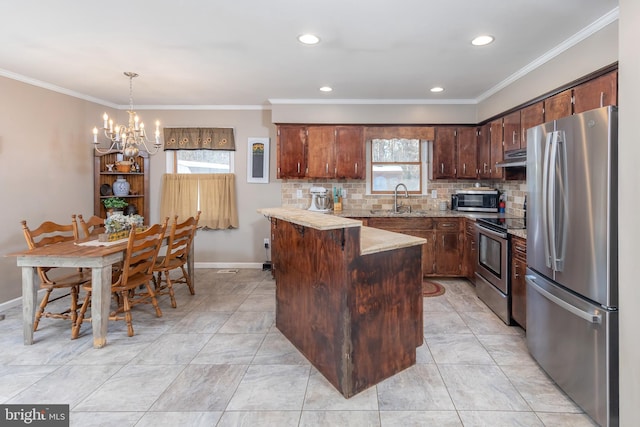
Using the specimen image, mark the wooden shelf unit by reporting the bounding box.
[94,152,150,223]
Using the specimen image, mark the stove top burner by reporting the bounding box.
[477,217,526,231]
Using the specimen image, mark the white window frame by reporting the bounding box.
[366,140,429,195]
[166,150,235,174]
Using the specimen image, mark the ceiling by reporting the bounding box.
[0,0,619,108]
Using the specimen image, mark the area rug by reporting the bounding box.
[423,280,446,297]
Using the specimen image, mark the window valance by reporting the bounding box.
[163,127,235,151]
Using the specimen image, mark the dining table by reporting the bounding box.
[11,234,195,348]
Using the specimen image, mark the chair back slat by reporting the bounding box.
[22,216,79,250]
[116,220,168,289]
[77,214,105,238]
[21,216,80,283]
[158,212,201,268]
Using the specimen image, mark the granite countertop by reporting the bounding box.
[333,208,501,220]
[257,207,426,254]
[335,209,527,239]
[330,209,476,218]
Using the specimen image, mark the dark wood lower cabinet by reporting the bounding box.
[366,217,463,277]
[463,219,477,283]
[435,229,462,276]
[510,235,527,329]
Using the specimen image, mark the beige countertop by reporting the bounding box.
[258,207,362,230]
[360,226,426,255]
[258,207,426,254]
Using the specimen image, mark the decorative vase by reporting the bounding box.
[112,176,130,196]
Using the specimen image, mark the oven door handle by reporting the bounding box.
[475,224,508,240]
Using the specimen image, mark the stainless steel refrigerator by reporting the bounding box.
[526,106,618,427]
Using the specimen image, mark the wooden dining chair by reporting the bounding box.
[152,211,200,308]
[77,214,105,238]
[72,218,168,338]
[21,215,91,332]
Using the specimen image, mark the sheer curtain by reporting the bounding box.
[160,173,238,230]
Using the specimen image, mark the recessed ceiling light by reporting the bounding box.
[298,34,320,45]
[319,86,333,92]
[430,87,444,93]
[471,35,494,46]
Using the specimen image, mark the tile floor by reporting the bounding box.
[0,269,598,426]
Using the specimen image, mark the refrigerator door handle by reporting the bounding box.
[542,132,554,269]
[526,275,602,324]
[545,130,568,272]
[554,132,569,272]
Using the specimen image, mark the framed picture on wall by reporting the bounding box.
[247,137,270,183]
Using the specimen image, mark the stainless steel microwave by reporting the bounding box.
[451,188,499,212]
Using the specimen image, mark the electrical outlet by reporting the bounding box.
[296,189,303,198]
[431,189,437,199]
[264,238,270,248]
[341,188,347,198]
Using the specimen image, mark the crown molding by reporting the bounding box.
[476,7,619,102]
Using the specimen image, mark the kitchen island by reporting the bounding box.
[258,207,426,398]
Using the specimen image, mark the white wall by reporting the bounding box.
[617,0,639,424]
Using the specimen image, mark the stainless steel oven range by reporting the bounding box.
[474,217,526,325]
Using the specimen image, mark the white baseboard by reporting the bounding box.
[195,262,263,269]
[0,289,47,313]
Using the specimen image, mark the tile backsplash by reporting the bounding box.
[280,179,527,218]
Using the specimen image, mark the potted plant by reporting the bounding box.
[103,197,128,216]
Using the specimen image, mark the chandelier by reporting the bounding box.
[92,72,161,156]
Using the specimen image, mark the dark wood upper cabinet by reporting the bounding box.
[335,126,365,179]
[489,119,504,180]
[277,125,365,180]
[520,102,544,148]
[573,71,618,114]
[277,125,307,178]
[306,126,336,178]
[477,124,492,179]
[503,111,521,151]
[275,68,617,183]
[433,127,457,179]
[456,127,478,179]
[544,89,573,122]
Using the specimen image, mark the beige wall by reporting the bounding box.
[271,103,477,124]
[0,79,280,305]
[618,0,639,424]
[477,20,619,121]
[0,77,109,302]
[142,108,280,266]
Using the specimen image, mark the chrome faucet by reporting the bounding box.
[394,183,409,213]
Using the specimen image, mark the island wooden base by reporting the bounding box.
[271,218,423,398]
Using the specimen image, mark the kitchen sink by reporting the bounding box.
[369,208,414,215]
